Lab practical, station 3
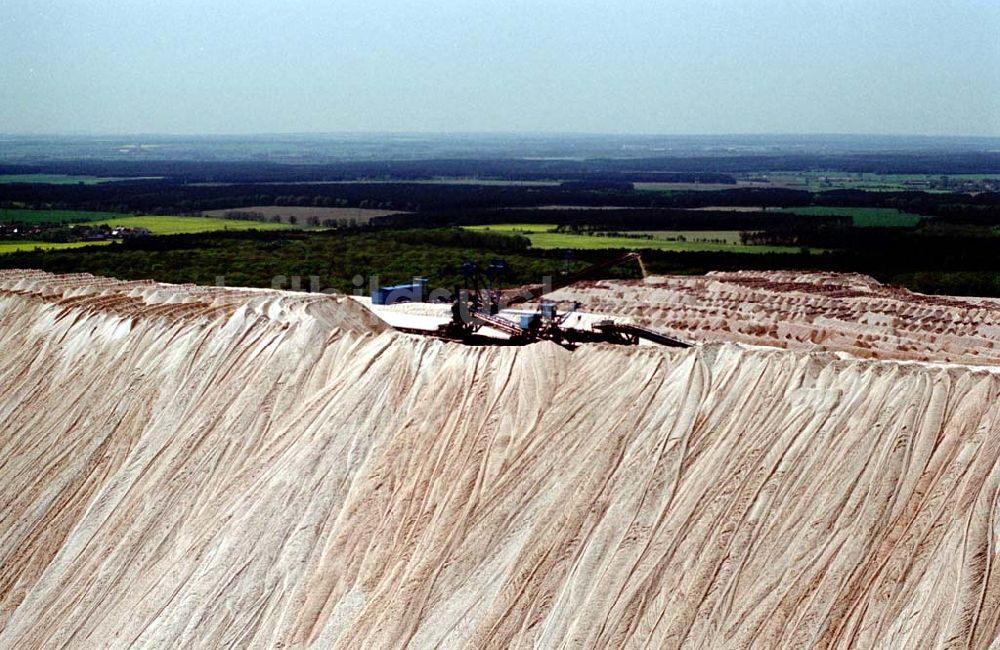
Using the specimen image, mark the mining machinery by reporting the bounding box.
[398,251,690,350]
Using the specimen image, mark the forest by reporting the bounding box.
[1,152,997,297]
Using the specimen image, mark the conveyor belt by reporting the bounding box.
[593,321,691,347]
[471,310,527,338]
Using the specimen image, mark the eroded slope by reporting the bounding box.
[1,271,999,649]
[548,271,1000,365]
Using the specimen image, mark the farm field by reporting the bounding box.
[0,240,114,254]
[0,174,160,185]
[75,215,297,235]
[190,179,562,188]
[636,173,998,193]
[774,206,923,227]
[633,182,744,191]
[626,230,745,244]
[0,215,297,254]
[464,224,808,253]
[739,172,998,192]
[202,205,407,225]
[0,208,129,224]
[673,205,923,227]
[3,209,309,233]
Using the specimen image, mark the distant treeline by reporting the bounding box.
[0,182,810,214]
[810,189,1000,223]
[2,150,999,181]
[1,227,997,298]
[3,177,998,224]
[381,208,852,232]
[0,161,735,184]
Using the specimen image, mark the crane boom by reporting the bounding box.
[502,251,644,307]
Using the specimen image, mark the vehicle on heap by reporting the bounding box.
[395,252,690,350]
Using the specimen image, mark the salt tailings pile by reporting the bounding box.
[550,271,1000,365]
[2,269,1000,648]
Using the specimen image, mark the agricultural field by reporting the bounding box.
[748,172,999,193]
[0,208,128,224]
[0,215,297,254]
[636,173,999,194]
[0,240,114,254]
[201,206,406,225]
[3,209,307,233]
[632,182,743,192]
[74,215,296,235]
[774,206,922,227]
[673,205,923,227]
[0,174,156,185]
[626,230,745,244]
[464,224,808,253]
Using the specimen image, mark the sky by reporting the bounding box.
[1,0,999,137]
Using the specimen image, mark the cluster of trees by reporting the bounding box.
[399,208,853,233]
[815,189,1000,222]
[1,157,997,298]
[1,226,997,297]
[0,221,149,242]
[3,150,998,181]
[2,172,997,224]
[0,229,538,294]
[219,210,364,228]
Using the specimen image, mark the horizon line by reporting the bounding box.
[3,130,1000,141]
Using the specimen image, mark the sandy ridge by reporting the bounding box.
[547,271,1000,366]
[0,270,999,648]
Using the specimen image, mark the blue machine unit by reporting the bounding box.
[372,277,428,305]
[519,313,541,329]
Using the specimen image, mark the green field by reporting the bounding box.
[626,230,745,244]
[746,172,998,193]
[0,174,159,185]
[465,224,810,253]
[75,215,296,235]
[0,240,115,254]
[2,210,301,233]
[0,208,129,224]
[0,214,297,254]
[774,206,922,227]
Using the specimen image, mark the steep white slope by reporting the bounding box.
[548,271,1000,365]
[1,271,999,649]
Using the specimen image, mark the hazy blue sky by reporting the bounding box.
[2,0,998,136]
